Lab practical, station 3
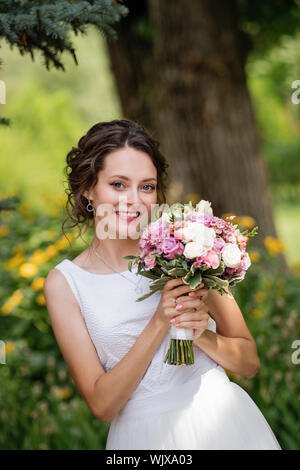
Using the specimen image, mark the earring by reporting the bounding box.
[86,199,94,212]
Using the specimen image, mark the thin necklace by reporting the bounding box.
[90,242,143,294]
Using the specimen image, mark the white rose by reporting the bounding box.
[222,243,242,268]
[195,200,213,215]
[183,241,208,259]
[182,222,216,249]
[161,210,171,223]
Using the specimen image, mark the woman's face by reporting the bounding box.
[86,146,158,240]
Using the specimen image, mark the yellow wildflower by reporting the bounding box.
[54,236,72,250]
[262,279,272,289]
[248,251,260,262]
[36,293,46,306]
[1,303,12,315]
[0,225,9,237]
[255,291,266,303]
[251,308,263,319]
[19,262,38,278]
[1,289,24,315]
[44,245,58,258]
[264,236,285,256]
[31,277,45,291]
[58,387,72,399]
[19,202,30,215]
[29,249,48,265]
[236,216,256,229]
[5,341,14,353]
[3,252,25,269]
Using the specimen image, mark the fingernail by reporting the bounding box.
[170,318,176,323]
[189,292,195,296]
[176,304,182,309]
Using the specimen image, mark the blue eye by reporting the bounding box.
[110,182,156,191]
[143,184,156,191]
[111,182,124,189]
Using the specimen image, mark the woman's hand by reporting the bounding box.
[154,277,210,338]
[171,286,211,339]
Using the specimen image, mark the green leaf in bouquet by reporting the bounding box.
[128,261,132,271]
[168,259,177,267]
[139,271,161,280]
[150,275,172,287]
[189,271,203,290]
[152,266,165,276]
[190,264,197,275]
[182,260,188,270]
[204,274,229,289]
[205,260,226,276]
[123,255,139,260]
[135,285,162,302]
[182,270,194,283]
[165,267,187,277]
[240,225,258,238]
[202,278,216,288]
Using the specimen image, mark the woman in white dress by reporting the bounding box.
[44,119,282,450]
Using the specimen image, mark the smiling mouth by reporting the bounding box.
[115,211,140,220]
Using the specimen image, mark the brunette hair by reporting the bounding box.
[61,119,169,244]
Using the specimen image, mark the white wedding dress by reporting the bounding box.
[54,259,282,450]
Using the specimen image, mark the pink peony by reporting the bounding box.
[160,238,185,260]
[213,237,226,253]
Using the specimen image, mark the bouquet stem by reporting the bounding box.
[163,339,194,365]
[163,325,195,365]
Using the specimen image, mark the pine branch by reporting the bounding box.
[0,0,129,70]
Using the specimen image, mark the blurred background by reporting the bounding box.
[0,0,299,450]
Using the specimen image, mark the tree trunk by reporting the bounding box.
[104,0,288,269]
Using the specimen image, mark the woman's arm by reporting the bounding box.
[44,268,170,424]
[93,313,168,422]
[193,288,260,379]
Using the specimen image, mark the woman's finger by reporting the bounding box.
[170,310,209,324]
[174,319,208,328]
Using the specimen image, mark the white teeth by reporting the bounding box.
[116,211,139,217]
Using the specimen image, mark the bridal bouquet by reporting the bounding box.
[124,200,258,366]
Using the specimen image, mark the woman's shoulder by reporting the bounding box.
[44,259,83,308]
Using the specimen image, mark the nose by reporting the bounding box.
[119,186,142,205]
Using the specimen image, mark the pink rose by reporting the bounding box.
[237,234,249,251]
[203,249,220,269]
[144,254,156,269]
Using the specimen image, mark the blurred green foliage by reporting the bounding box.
[229,248,300,451]
[0,14,299,451]
[247,31,300,202]
[0,26,121,213]
[0,198,111,450]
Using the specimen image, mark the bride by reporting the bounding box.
[44,118,282,450]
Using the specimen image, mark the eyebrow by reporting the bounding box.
[109,174,157,182]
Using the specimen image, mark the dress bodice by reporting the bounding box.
[53,258,220,402]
